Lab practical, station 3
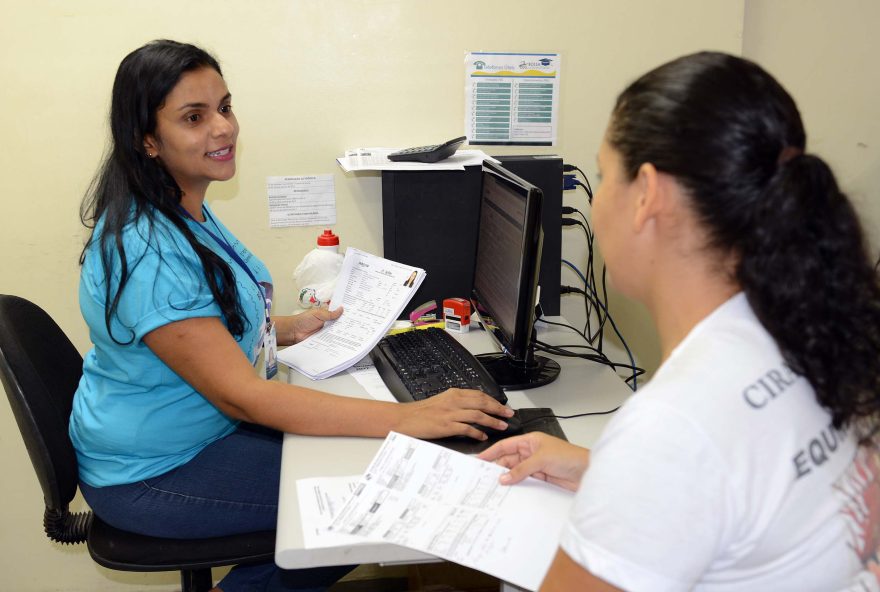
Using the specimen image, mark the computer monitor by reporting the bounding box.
[470,161,560,390]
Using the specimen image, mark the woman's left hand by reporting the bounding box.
[273,307,343,346]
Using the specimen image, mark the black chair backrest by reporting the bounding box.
[0,295,84,513]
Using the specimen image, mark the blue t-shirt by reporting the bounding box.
[70,203,272,487]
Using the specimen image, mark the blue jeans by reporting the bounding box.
[80,423,354,591]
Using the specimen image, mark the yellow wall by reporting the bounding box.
[743,0,880,248]
[17,1,870,589]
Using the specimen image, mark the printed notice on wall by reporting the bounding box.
[267,175,336,228]
[465,52,560,146]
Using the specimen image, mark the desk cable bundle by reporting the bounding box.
[543,162,644,392]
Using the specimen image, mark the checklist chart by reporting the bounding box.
[466,52,560,146]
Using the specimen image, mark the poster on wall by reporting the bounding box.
[464,52,560,146]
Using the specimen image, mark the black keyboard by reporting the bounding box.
[370,327,507,404]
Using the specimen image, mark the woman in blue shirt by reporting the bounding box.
[71,39,512,592]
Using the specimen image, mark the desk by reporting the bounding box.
[275,318,632,588]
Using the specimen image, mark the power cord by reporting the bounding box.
[518,405,622,432]
[561,208,609,349]
[558,163,641,390]
[535,314,644,390]
[561,211,604,344]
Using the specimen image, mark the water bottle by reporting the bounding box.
[293,230,344,308]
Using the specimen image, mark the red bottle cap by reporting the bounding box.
[316,230,339,247]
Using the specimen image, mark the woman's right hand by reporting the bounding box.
[478,432,590,491]
[392,388,514,441]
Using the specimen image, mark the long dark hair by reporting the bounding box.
[608,51,880,441]
[80,40,246,344]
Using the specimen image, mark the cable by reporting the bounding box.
[572,179,592,203]
[563,164,594,201]
[582,291,639,390]
[561,213,606,344]
[558,189,642,390]
[519,405,622,431]
[559,285,599,339]
[553,407,620,419]
[561,216,589,234]
[535,335,644,377]
[535,315,644,390]
[561,210,602,339]
[561,259,587,284]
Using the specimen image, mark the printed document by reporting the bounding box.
[266,175,336,228]
[327,432,575,591]
[277,248,424,379]
[347,356,396,403]
[296,476,367,549]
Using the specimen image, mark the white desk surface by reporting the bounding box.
[275,318,633,570]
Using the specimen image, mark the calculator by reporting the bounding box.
[387,136,467,163]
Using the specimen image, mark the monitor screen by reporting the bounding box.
[471,161,560,390]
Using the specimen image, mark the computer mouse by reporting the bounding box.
[475,413,523,439]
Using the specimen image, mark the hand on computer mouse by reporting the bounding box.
[472,413,523,439]
[394,388,513,441]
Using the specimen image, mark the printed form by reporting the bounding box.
[277,248,425,379]
[296,476,366,549]
[325,432,575,591]
[347,356,396,402]
[266,175,336,228]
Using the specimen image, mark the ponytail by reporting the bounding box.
[737,154,880,440]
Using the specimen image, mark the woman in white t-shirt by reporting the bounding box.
[480,52,880,592]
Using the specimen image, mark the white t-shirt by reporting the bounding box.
[559,293,880,592]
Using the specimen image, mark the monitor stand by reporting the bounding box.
[475,352,560,391]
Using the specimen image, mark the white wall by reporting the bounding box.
[0,2,746,589]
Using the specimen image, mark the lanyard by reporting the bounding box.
[177,205,271,324]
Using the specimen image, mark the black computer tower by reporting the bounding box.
[496,154,563,316]
[381,155,562,319]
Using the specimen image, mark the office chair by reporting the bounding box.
[0,294,276,592]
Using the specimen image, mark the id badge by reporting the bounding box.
[264,321,278,380]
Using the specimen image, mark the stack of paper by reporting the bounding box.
[277,248,425,380]
[321,432,575,591]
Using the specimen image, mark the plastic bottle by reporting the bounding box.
[293,230,344,308]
